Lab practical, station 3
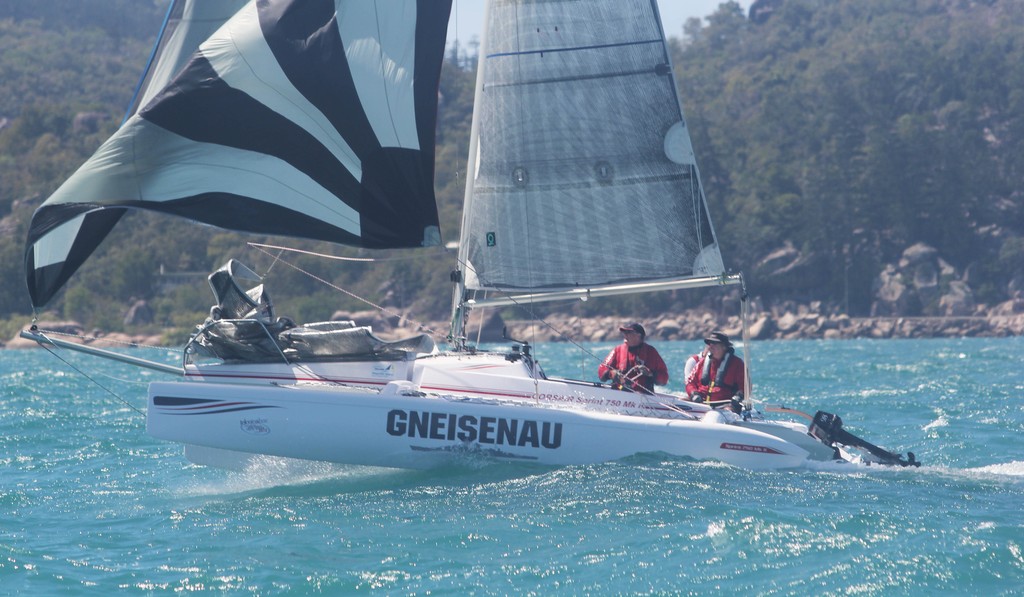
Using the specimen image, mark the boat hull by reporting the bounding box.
[147,380,812,470]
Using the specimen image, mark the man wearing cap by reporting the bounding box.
[685,331,746,410]
[597,322,669,393]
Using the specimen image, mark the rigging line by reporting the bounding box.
[572,309,585,379]
[620,387,699,419]
[246,242,449,263]
[460,254,610,366]
[740,287,754,406]
[123,0,177,123]
[650,398,700,419]
[40,341,145,418]
[509,3,540,358]
[261,246,284,276]
[31,328,179,355]
[249,244,443,339]
[473,297,485,346]
[484,67,661,89]
[487,38,663,59]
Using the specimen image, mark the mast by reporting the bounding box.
[449,0,493,348]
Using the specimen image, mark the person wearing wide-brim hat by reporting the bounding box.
[597,322,669,393]
[685,330,746,412]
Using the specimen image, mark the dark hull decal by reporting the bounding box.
[152,395,281,416]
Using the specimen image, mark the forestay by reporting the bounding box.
[25,0,452,308]
[458,0,725,297]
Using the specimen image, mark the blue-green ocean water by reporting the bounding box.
[2,337,1023,595]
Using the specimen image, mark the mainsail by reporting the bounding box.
[25,0,452,308]
[458,0,726,302]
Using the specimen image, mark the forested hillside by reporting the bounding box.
[674,0,1024,317]
[1,0,1021,341]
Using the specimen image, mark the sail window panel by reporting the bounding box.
[664,121,697,166]
[337,0,422,151]
[198,2,363,182]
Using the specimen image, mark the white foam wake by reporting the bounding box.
[968,460,1024,477]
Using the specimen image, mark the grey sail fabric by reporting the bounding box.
[191,262,437,362]
[459,0,724,293]
[25,0,451,307]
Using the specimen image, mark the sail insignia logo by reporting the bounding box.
[240,417,271,435]
[372,363,395,379]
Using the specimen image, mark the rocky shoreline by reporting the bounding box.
[7,299,1024,350]
[12,239,1022,349]
[496,306,1024,344]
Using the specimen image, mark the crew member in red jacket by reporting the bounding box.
[598,322,669,393]
[686,330,746,411]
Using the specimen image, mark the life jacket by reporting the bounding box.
[700,350,733,389]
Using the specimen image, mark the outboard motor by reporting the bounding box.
[809,411,920,467]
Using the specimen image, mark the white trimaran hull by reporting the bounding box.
[148,351,837,470]
[23,0,920,472]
